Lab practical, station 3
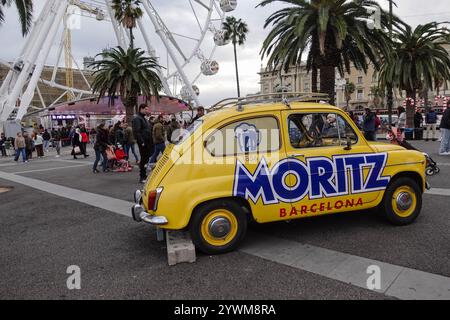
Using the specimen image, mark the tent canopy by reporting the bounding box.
[48,95,191,115]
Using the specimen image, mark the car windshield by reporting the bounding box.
[173,119,203,145]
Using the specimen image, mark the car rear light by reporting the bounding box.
[147,187,163,211]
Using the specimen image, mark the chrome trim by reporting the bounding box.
[131,204,168,226]
[153,187,164,211]
[134,190,142,204]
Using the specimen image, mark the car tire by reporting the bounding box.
[381,177,422,225]
[190,199,247,255]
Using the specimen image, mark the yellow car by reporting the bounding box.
[132,95,427,255]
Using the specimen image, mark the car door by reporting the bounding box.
[203,112,291,223]
[280,109,389,219]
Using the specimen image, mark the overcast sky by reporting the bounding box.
[0,0,449,106]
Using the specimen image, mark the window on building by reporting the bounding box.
[304,82,310,91]
[357,89,364,100]
[358,76,363,84]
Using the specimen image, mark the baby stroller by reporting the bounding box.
[107,144,133,173]
[386,127,439,176]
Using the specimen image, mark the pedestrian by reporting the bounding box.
[425,107,438,141]
[42,129,51,152]
[0,133,7,157]
[113,121,126,146]
[148,115,166,167]
[397,106,407,134]
[124,122,139,164]
[14,132,27,162]
[363,107,376,141]
[168,116,181,143]
[71,128,82,159]
[53,129,61,158]
[190,106,205,125]
[132,104,154,183]
[414,108,423,140]
[34,133,44,158]
[439,102,450,155]
[24,132,33,160]
[80,128,89,158]
[93,123,110,173]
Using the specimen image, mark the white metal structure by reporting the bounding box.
[0,0,236,122]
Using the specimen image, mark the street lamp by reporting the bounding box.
[387,0,394,125]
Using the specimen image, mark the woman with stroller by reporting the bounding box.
[93,123,110,173]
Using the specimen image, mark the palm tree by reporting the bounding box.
[90,47,162,124]
[111,0,143,49]
[379,22,450,127]
[222,16,249,98]
[0,0,33,36]
[259,0,397,105]
[344,82,355,111]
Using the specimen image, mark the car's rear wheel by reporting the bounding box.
[381,177,422,225]
[190,200,247,255]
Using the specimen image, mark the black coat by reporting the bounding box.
[132,113,153,147]
[72,133,82,147]
[440,109,450,130]
[94,129,109,152]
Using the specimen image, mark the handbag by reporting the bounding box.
[73,146,81,154]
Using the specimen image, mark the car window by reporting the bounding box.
[205,116,280,156]
[288,113,357,149]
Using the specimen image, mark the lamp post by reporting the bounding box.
[387,0,394,125]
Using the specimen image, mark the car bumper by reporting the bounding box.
[131,190,168,226]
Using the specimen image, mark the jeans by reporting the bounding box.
[93,149,107,171]
[125,143,139,161]
[439,128,450,154]
[138,144,152,180]
[149,143,166,165]
[15,148,26,162]
[43,140,49,151]
[0,146,6,157]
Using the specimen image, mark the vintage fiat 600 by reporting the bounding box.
[132,94,427,255]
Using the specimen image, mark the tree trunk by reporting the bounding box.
[406,89,416,128]
[124,96,138,125]
[423,86,429,112]
[129,28,134,49]
[311,66,318,93]
[387,85,394,125]
[233,43,240,97]
[320,65,335,105]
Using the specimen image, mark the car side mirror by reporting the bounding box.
[344,136,352,150]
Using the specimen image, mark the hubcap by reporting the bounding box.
[396,192,413,211]
[208,217,231,238]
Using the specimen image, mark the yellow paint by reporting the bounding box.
[141,102,426,230]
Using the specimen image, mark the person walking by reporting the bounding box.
[42,129,51,152]
[14,132,27,162]
[24,132,33,160]
[148,115,166,167]
[132,104,154,183]
[52,129,62,158]
[71,128,82,159]
[80,128,89,158]
[113,122,126,146]
[414,109,424,140]
[0,133,7,157]
[425,107,438,141]
[34,133,44,158]
[363,107,376,141]
[397,106,407,134]
[124,122,139,164]
[93,123,110,173]
[439,102,450,155]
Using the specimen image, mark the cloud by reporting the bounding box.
[1,0,449,107]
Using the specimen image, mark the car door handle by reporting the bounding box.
[289,153,305,158]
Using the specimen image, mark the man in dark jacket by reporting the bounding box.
[363,107,376,141]
[132,104,154,183]
[439,103,450,155]
[425,107,438,141]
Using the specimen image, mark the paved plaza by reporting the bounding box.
[0,140,449,299]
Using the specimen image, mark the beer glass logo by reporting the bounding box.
[234,123,261,153]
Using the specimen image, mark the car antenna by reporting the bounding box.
[282,97,291,109]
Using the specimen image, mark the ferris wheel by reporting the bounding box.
[0,0,238,122]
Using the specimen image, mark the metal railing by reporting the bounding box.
[209,92,330,112]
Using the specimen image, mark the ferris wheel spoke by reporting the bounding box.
[188,0,204,33]
[193,0,211,11]
[171,32,201,42]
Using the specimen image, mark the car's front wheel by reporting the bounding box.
[189,200,247,255]
[381,177,422,225]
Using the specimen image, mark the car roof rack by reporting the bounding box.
[209,92,329,112]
